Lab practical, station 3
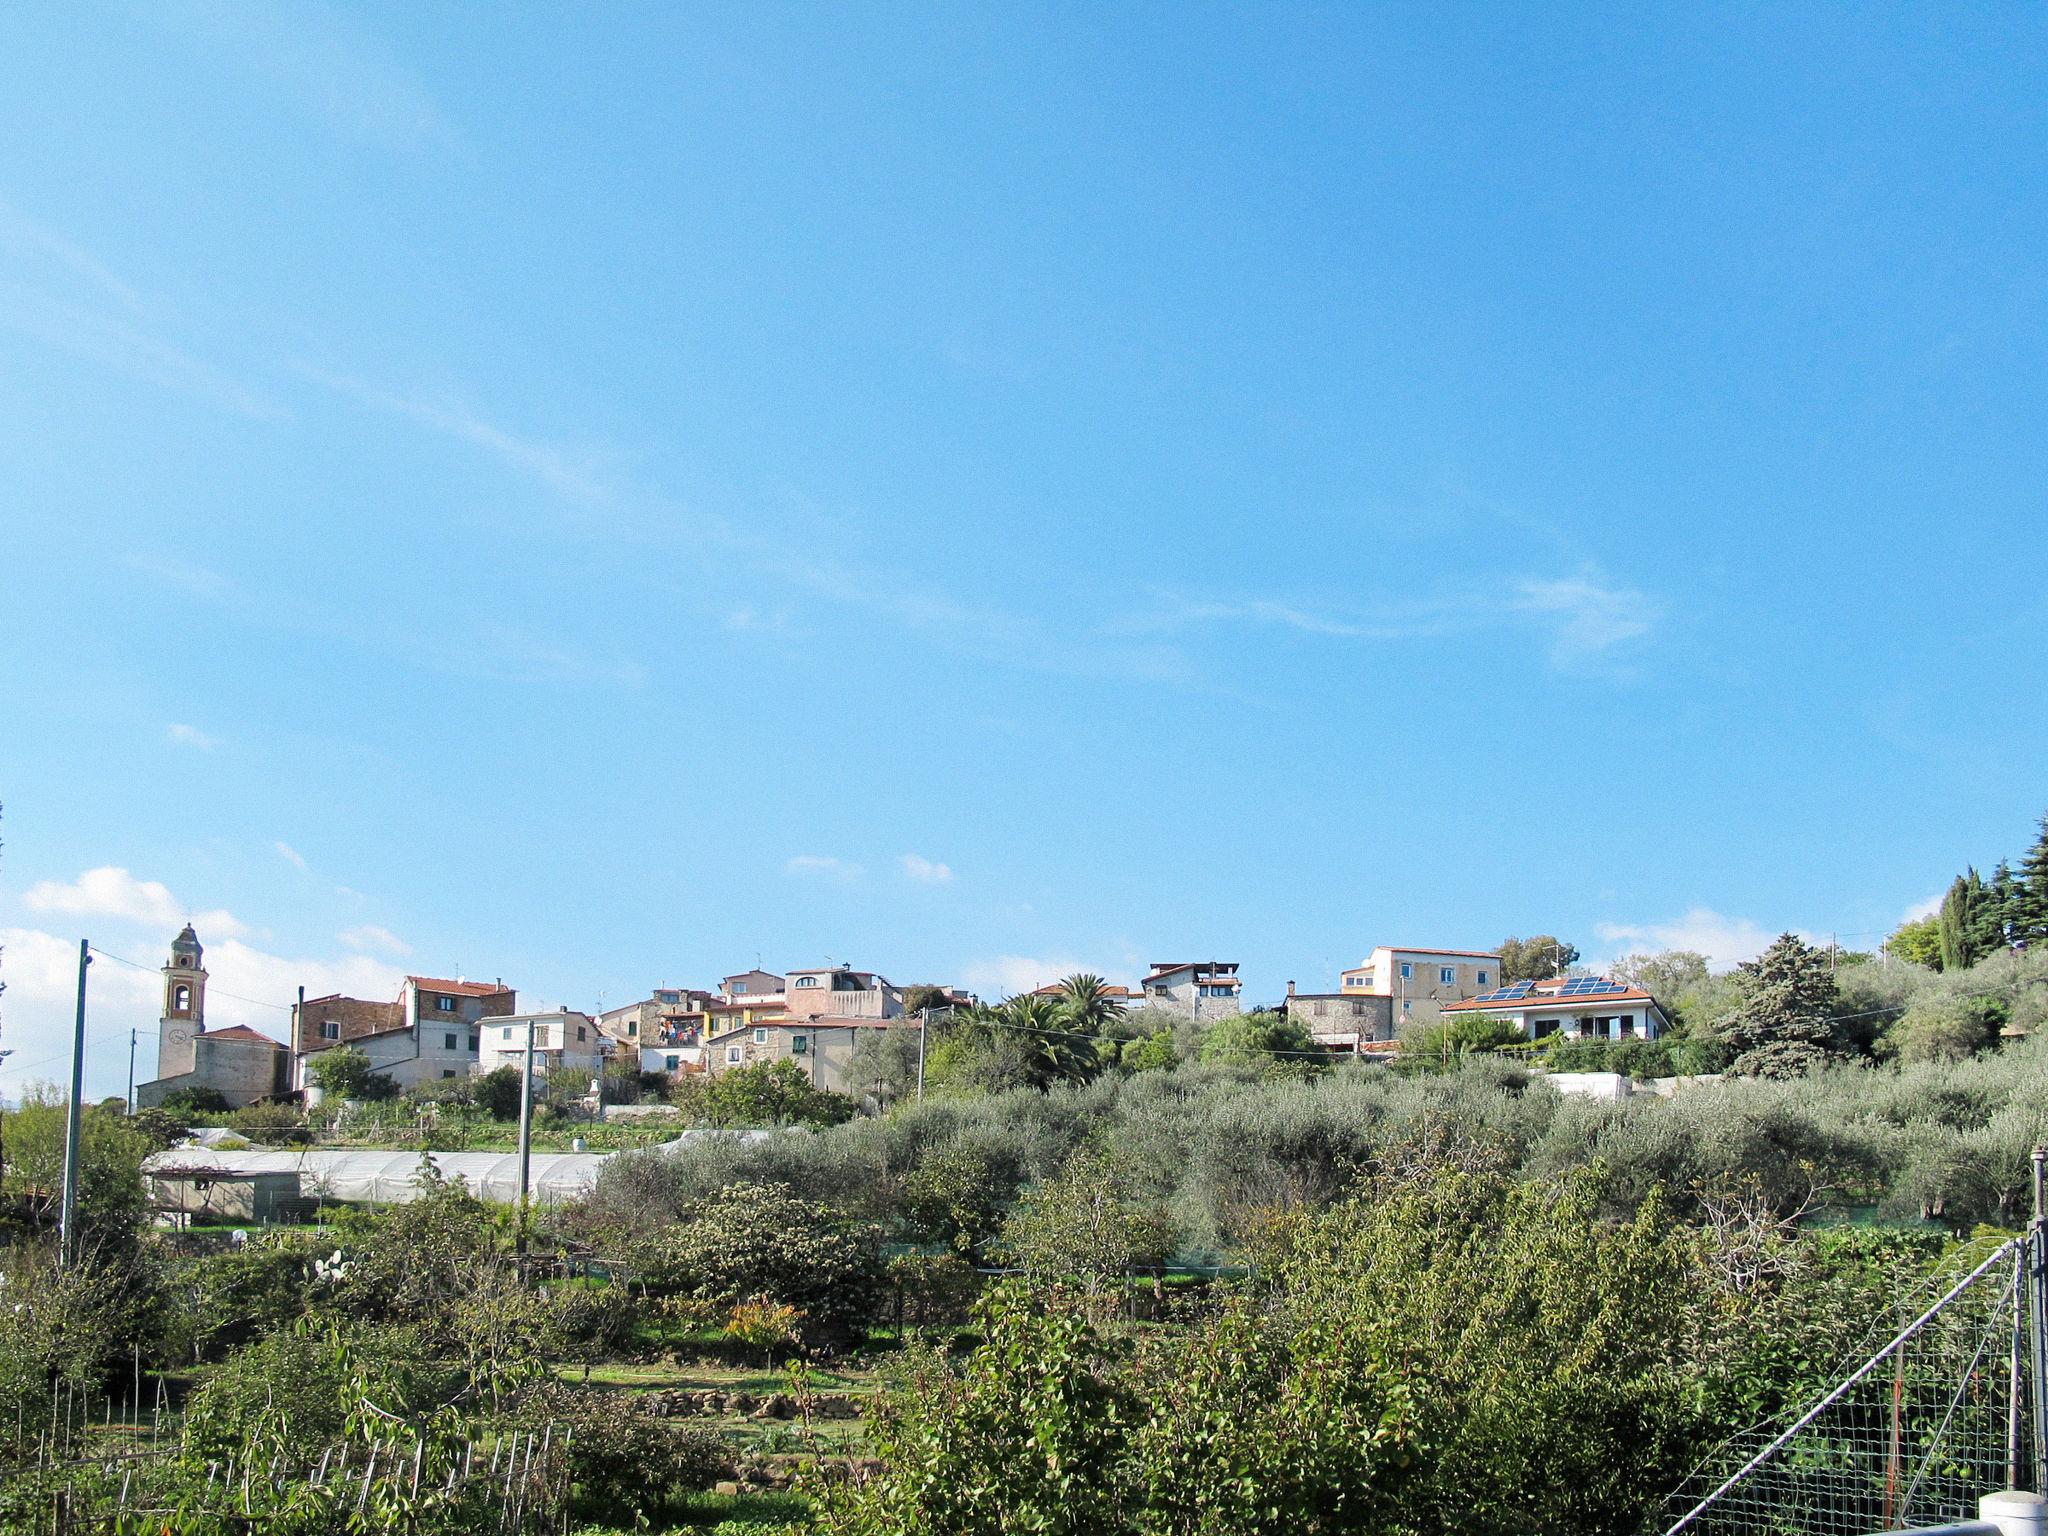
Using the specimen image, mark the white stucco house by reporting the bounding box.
[1437,975,1670,1041]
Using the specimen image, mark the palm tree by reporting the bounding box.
[1057,973,1125,1036]
[1001,993,1101,1088]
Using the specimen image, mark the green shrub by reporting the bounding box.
[629,1182,883,1348]
[532,1387,732,1522]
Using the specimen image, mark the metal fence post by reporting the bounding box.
[2031,1148,2048,1494]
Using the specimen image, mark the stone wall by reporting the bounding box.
[294,995,404,1054]
[138,1035,290,1108]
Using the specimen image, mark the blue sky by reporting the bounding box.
[3,3,2044,1098]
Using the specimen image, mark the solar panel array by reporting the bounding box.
[1559,977,1627,996]
[1472,981,1536,1002]
[1468,977,1629,1003]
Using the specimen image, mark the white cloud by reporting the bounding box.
[165,722,219,750]
[784,855,864,880]
[1902,893,1943,923]
[1593,907,1791,972]
[22,866,248,940]
[0,925,405,1102]
[274,841,309,871]
[1506,577,1657,668]
[339,924,410,957]
[958,954,1104,998]
[899,853,954,885]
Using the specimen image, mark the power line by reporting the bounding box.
[86,944,293,1012]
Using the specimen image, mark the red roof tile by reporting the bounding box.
[203,1025,285,1046]
[1442,983,1655,1013]
[407,976,512,998]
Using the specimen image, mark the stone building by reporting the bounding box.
[1281,982,1396,1054]
[294,975,516,1097]
[1138,960,1244,1019]
[135,925,290,1108]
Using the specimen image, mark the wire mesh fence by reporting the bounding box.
[1662,1237,2031,1536]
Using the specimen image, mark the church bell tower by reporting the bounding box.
[157,923,208,1078]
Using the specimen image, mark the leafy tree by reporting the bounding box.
[539,1388,732,1524]
[1886,994,2007,1064]
[307,1046,395,1102]
[323,1162,502,1324]
[0,1087,152,1241]
[1610,950,1710,1001]
[629,1181,882,1347]
[702,1059,856,1127]
[848,1022,925,1104]
[474,1064,525,1119]
[0,1245,143,1428]
[1724,934,1843,1078]
[899,984,957,1017]
[1884,914,1943,969]
[811,1290,1143,1536]
[921,1018,1040,1096]
[158,1084,232,1117]
[999,1144,1175,1307]
[1197,1010,1329,1077]
[1498,935,1578,983]
[1403,1013,1524,1060]
[164,1238,315,1360]
[1119,1031,1177,1072]
[900,1142,1010,1258]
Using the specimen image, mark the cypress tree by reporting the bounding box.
[1937,870,1988,972]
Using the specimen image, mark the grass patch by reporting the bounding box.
[570,1487,807,1532]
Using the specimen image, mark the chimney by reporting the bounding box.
[1286,980,1296,997]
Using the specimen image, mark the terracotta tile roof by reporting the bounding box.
[1441,981,1655,1013]
[1368,948,1504,960]
[407,976,512,998]
[202,1025,285,1046]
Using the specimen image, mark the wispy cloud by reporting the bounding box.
[1506,577,1657,668]
[0,197,284,419]
[165,722,219,750]
[340,923,410,957]
[125,0,458,154]
[899,853,954,885]
[300,367,613,504]
[784,855,864,881]
[1113,567,1658,674]
[23,865,248,940]
[126,550,645,691]
[273,841,309,872]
